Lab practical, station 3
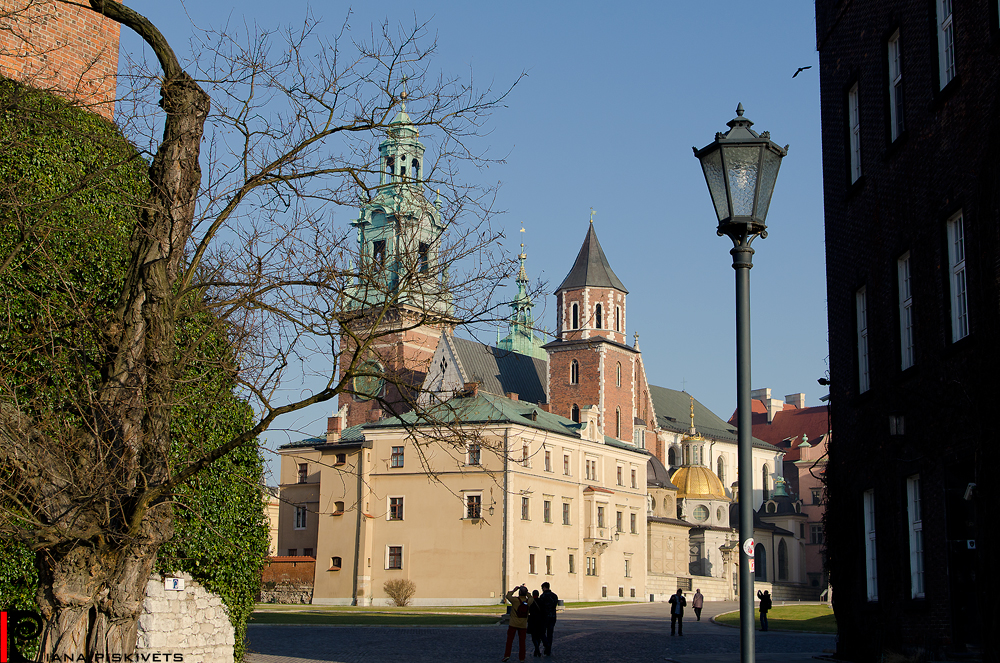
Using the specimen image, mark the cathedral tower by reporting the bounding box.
[338,98,455,428]
[544,222,652,445]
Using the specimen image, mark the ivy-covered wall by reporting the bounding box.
[0,77,268,662]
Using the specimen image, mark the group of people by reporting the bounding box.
[503,582,559,661]
[667,588,704,636]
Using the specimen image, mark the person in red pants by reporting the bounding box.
[503,585,534,662]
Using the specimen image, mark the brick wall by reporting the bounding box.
[0,0,119,119]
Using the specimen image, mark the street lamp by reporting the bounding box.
[693,103,786,663]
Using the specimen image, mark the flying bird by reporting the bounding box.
[792,66,813,78]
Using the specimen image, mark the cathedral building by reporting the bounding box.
[277,105,815,605]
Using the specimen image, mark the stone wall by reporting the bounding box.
[137,573,235,663]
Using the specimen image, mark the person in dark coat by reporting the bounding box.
[668,589,687,636]
[757,589,772,631]
[527,590,544,657]
[537,582,559,656]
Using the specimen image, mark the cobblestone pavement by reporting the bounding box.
[246,601,836,663]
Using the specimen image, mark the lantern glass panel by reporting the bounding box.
[755,149,783,222]
[725,145,761,217]
[699,148,729,222]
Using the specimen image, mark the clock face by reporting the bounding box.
[353,360,385,401]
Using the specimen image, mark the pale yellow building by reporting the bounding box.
[278,391,649,605]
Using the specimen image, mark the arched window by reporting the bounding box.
[717,456,725,485]
[570,359,579,384]
[616,362,622,387]
[755,544,767,580]
[762,464,770,500]
[571,404,580,423]
[571,303,579,330]
[615,306,621,332]
[411,158,420,181]
[385,156,395,180]
[668,447,677,467]
[778,539,788,581]
[616,407,622,438]
[595,304,603,329]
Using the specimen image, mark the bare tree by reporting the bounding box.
[0,0,520,656]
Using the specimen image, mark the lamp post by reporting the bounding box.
[693,104,786,663]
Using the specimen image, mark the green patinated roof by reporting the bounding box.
[367,391,646,457]
[648,385,774,450]
[279,424,366,450]
[555,224,628,294]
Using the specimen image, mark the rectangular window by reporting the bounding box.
[546,555,553,575]
[568,554,575,574]
[563,454,571,475]
[522,443,530,467]
[529,553,536,575]
[597,506,605,529]
[625,558,632,578]
[288,548,297,556]
[948,212,969,341]
[390,446,404,468]
[418,241,430,273]
[937,0,955,89]
[630,512,637,534]
[617,466,623,486]
[466,494,482,519]
[810,523,825,545]
[864,489,878,601]
[811,488,823,505]
[303,548,314,558]
[294,506,307,530]
[898,253,914,369]
[544,450,552,472]
[619,587,624,598]
[616,510,623,533]
[387,546,402,570]
[631,468,637,489]
[467,442,481,466]
[543,500,552,524]
[297,463,308,483]
[563,502,571,525]
[388,497,403,521]
[521,497,530,521]
[849,82,862,183]
[857,287,870,393]
[907,475,924,598]
[888,31,904,140]
[586,557,597,576]
[373,240,387,268]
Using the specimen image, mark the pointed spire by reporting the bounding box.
[633,332,640,351]
[555,222,628,293]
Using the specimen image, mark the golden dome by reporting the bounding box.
[670,465,730,500]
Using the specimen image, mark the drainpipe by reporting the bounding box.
[351,443,370,605]
[501,428,509,600]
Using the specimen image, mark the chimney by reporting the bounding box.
[326,406,347,443]
[506,392,519,401]
[785,393,806,409]
[464,382,480,398]
[539,403,551,413]
[750,387,784,423]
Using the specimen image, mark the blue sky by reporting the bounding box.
[121,2,826,482]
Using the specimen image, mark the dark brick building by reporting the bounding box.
[816,1,997,660]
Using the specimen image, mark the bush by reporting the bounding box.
[383,579,416,607]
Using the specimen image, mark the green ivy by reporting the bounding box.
[0,78,267,662]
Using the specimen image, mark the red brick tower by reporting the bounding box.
[0,0,120,120]
[544,222,654,444]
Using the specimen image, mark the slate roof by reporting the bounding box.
[647,455,678,489]
[649,385,774,450]
[449,336,547,404]
[555,224,628,293]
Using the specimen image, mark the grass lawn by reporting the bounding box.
[713,604,837,634]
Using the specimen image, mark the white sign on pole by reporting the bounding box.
[742,538,755,556]
[749,558,755,573]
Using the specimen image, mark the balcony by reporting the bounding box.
[585,525,612,542]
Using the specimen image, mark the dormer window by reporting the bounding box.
[595,304,602,329]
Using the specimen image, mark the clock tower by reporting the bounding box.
[338,98,455,428]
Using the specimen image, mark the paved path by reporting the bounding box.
[246,601,835,663]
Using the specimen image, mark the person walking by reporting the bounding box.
[692,588,704,621]
[756,589,772,632]
[668,589,687,636]
[527,590,544,657]
[537,582,559,656]
[503,585,534,662]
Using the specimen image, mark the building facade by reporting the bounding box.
[817,0,995,658]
